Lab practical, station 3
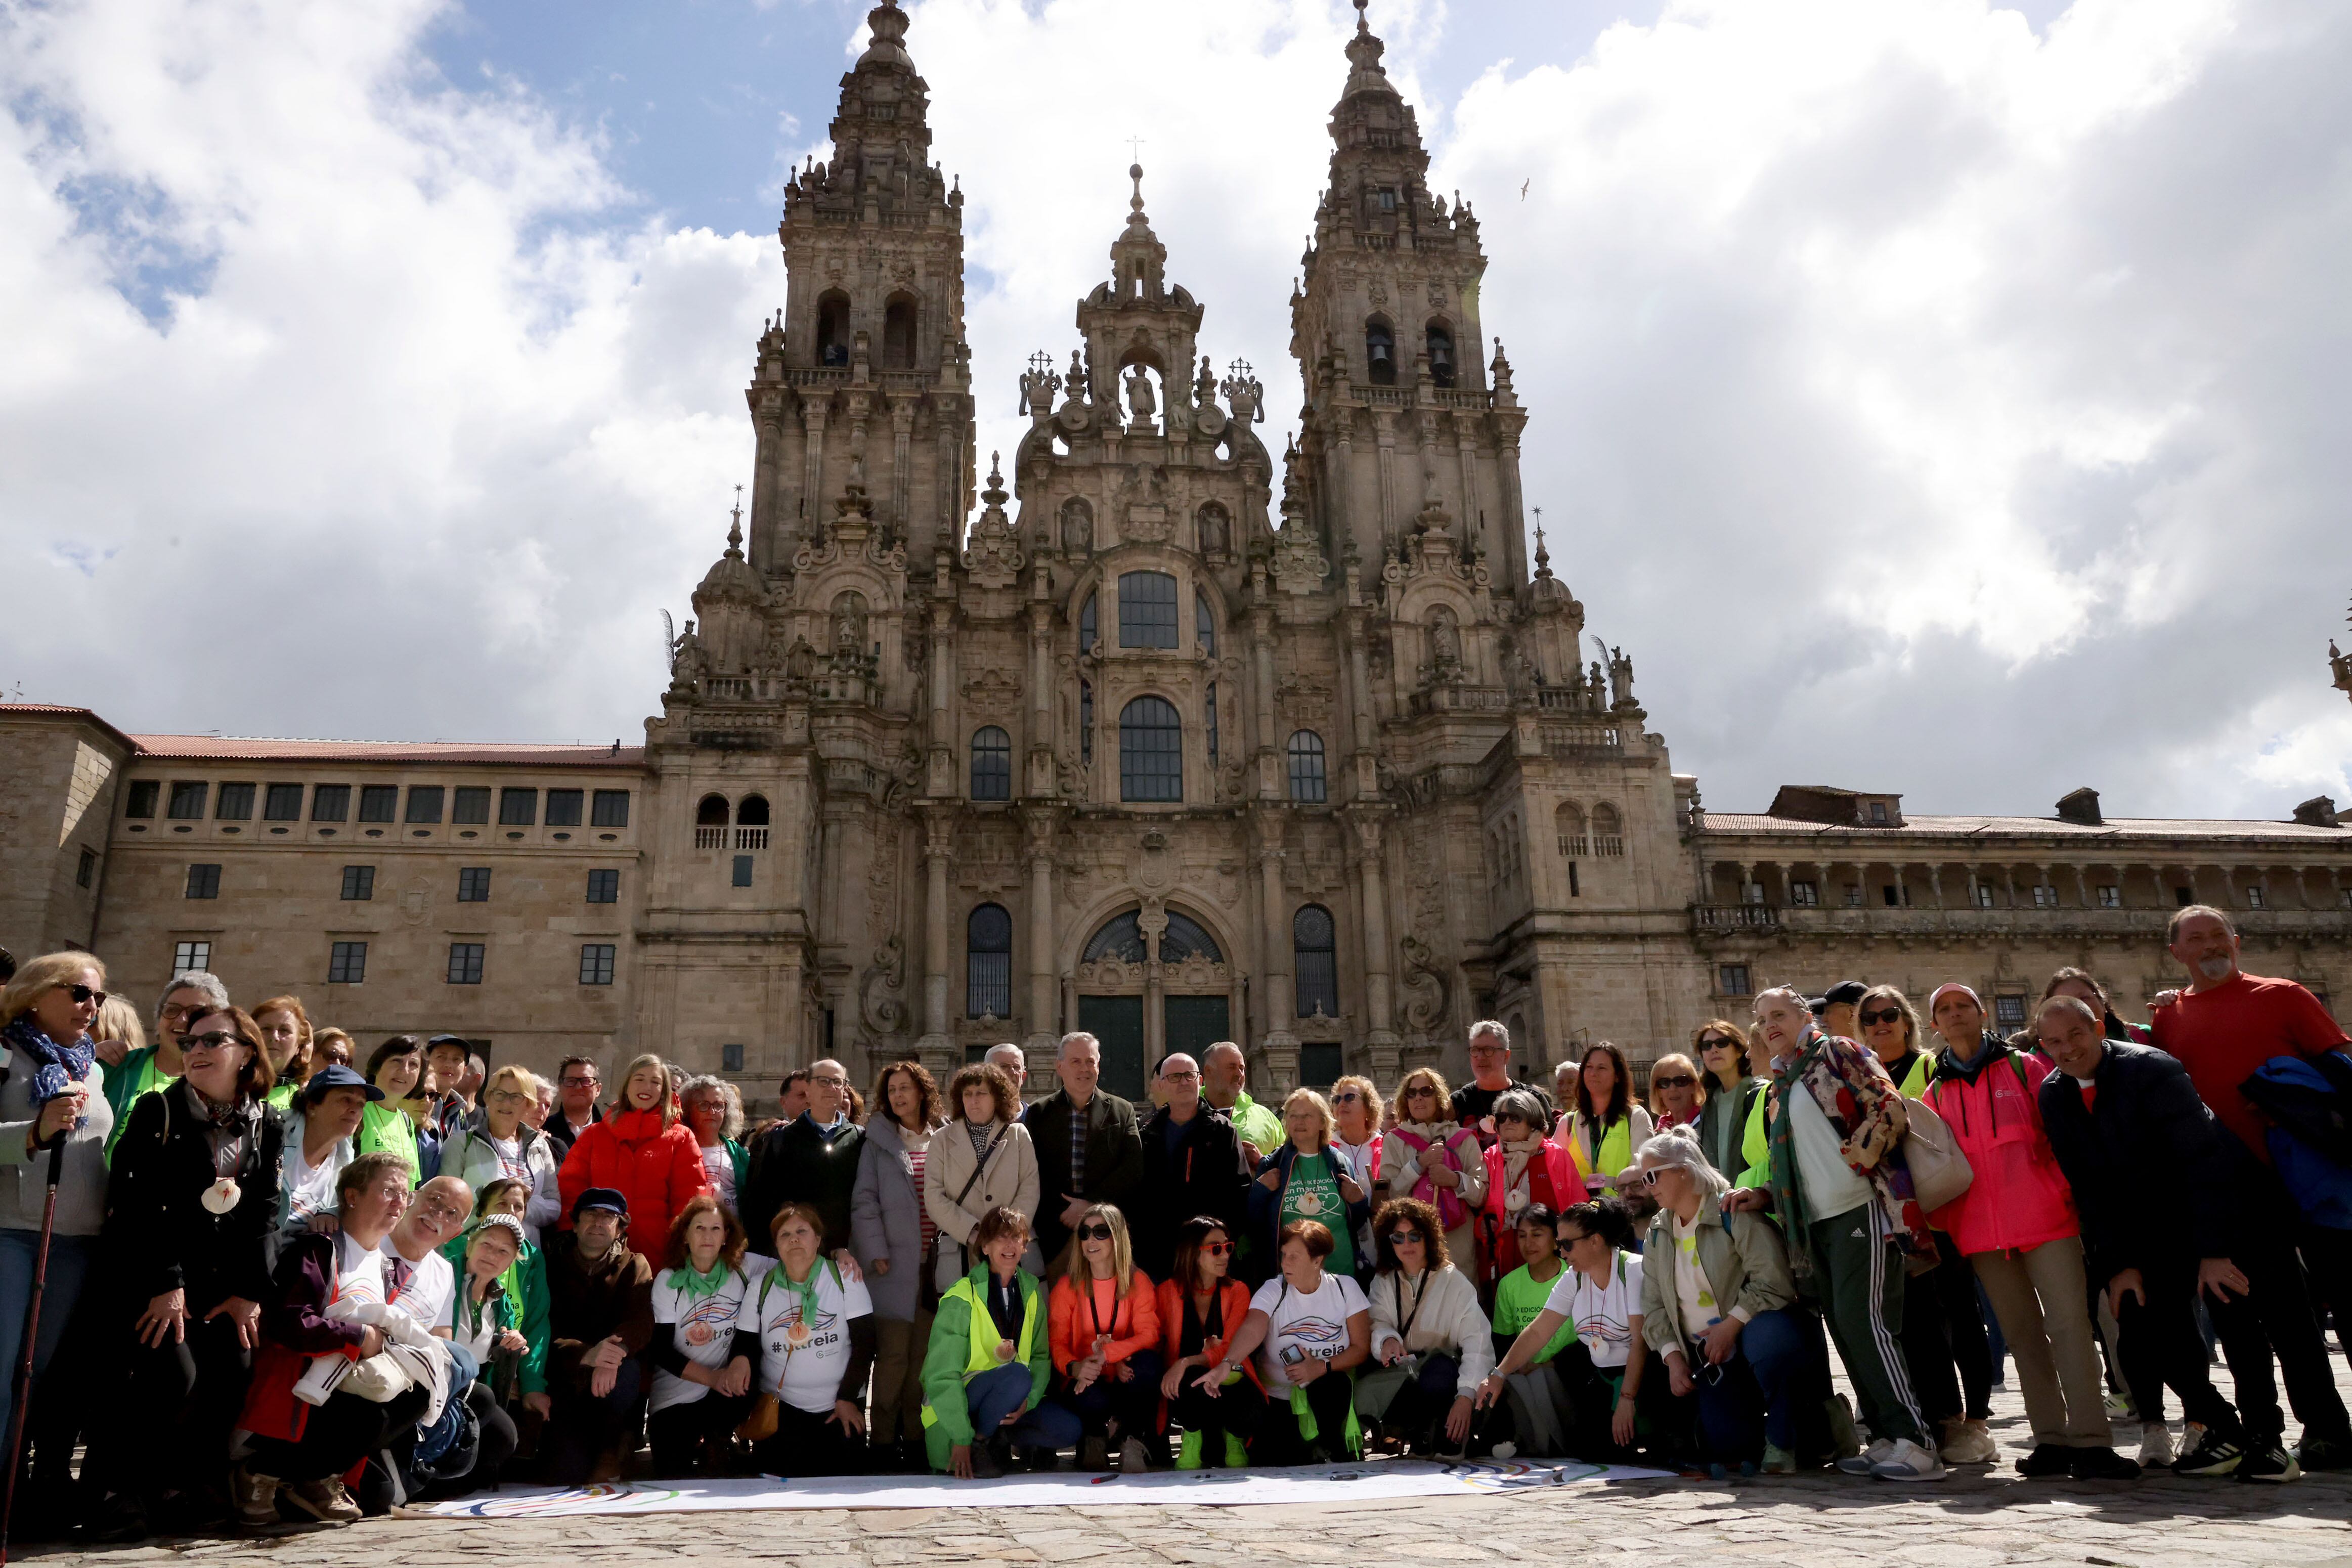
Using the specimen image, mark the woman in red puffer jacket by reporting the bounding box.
[1921,983,2133,1479]
[557,1053,710,1248]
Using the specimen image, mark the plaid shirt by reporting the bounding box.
[1069,1098,1088,1197]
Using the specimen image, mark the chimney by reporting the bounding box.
[2291,795,2340,828]
[2056,787,2102,826]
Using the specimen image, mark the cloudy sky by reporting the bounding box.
[3,0,2346,821]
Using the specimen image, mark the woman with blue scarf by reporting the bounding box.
[0,951,115,1526]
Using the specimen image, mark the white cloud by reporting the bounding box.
[2,0,2345,823]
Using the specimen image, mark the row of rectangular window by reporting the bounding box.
[311,939,617,986]
[1756,879,2326,911]
[191,864,621,904]
[129,780,630,827]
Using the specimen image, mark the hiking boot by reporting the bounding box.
[1870,1438,1948,1482]
[2235,1439,2301,1483]
[2174,1428,2245,1477]
[2293,1433,2352,1472]
[285,1477,361,1526]
[2015,1443,2073,1477]
[1079,1435,1108,1471]
[1221,1431,1249,1468]
[230,1464,284,1530]
[1938,1418,1997,1465]
[2067,1446,2142,1481]
[1119,1436,1148,1474]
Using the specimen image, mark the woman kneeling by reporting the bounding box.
[1047,1202,1163,1472]
[920,1206,1079,1476]
[1358,1198,1495,1457]
[1157,1217,1267,1468]
[1209,1220,1370,1465]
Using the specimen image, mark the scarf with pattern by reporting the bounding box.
[2,1015,94,1128]
[1764,1029,1929,1281]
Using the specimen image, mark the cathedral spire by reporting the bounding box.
[1106,162,1169,301]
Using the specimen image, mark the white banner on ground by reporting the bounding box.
[416,1458,1675,1518]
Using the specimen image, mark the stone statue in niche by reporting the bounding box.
[1125,364,1156,426]
[1061,497,1093,556]
[1196,502,1230,556]
[832,591,868,657]
[1428,606,1462,673]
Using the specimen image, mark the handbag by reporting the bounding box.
[736,1393,780,1444]
[340,1352,415,1403]
[1899,1095,1974,1212]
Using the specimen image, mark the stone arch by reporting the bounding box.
[1365,315,1398,386]
[816,289,852,367]
[882,290,919,370]
[1424,318,1457,387]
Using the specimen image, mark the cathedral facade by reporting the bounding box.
[4,2,2346,1105]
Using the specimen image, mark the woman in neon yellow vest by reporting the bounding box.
[1556,1043,1653,1198]
[357,1035,425,1186]
[920,1206,1078,1476]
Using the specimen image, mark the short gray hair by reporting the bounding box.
[1468,1019,1510,1050]
[1636,1124,1729,1203]
[158,970,229,1022]
[680,1074,745,1142]
[1057,1031,1100,1060]
[985,1042,1025,1069]
[1751,985,1811,1021]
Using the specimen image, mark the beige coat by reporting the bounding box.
[923,1117,1041,1287]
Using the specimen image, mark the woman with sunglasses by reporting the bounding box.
[1646,1053,1706,1131]
[1856,983,1996,1468]
[1558,1042,1653,1199]
[1357,1198,1495,1457]
[1692,1022,1764,1186]
[1476,1090,1587,1288]
[1633,1128,1807,1478]
[1328,1074,1383,1191]
[1478,1197,1651,1462]
[0,952,117,1506]
[441,1064,563,1241]
[1380,1068,1486,1274]
[1046,1202,1162,1471]
[84,1003,282,1540]
[1156,1216,1265,1468]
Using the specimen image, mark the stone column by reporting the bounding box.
[916,810,953,1068]
[1250,600,1279,799]
[1927,864,1944,908]
[1348,810,1400,1074]
[1374,412,1398,549]
[1024,809,1058,1058]
[2001,865,2018,906]
[1140,905,1168,1076]
[1253,809,1299,1084]
[2072,865,2090,907]
[890,398,916,534]
[800,401,829,542]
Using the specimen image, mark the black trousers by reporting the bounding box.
[646,1391,753,1477]
[86,1310,252,1502]
[1554,1340,1661,1463]
[1901,1241,1994,1425]
[1057,1349,1166,1442]
[2206,1227,2352,1445]
[753,1400,868,1476]
[2300,1222,2352,1370]
[2114,1252,2246,1441]
[1251,1370,1354,1464]
[246,1384,432,1485]
[542,1358,643,1486]
[1168,1374,1267,1451]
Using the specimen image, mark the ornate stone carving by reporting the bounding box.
[861,936,908,1033]
[1400,934,1450,1032]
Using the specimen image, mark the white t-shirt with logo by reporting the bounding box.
[649,1256,761,1413]
[1544,1250,1644,1369]
[750,1257,876,1413]
[701,1144,737,1209]
[381,1243,454,1335]
[281,1136,346,1233]
[1249,1271,1369,1391]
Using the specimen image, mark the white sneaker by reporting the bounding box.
[1838,1437,1896,1475]
[2140,1423,2176,1468]
[1939,1418,1998,1464]
[1871,1438,1949,1482]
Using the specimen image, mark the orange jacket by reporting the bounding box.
[1048,1268,1161,1376]
[1155,1276,1254,1369]
[556,1106,711,1251]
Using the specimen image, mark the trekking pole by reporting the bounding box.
[0,1136,68,1568]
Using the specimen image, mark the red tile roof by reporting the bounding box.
[123,734,644,767]
[1703,812,2345,842]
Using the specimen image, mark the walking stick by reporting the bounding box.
[0,1135,68,1568]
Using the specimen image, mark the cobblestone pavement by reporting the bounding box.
[19,1363,2352,1566]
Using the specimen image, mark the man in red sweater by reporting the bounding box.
[2151,905,2352,1473]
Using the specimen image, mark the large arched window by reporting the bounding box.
[966,904,1012,1018]
[1294,905,1338,1018]
[1287,730,1327,803]
[1118,571,1179,648]
[882,294,918,370]
[1162,911,1223,963]
[1591,802,1625,857]
[1119,695,1183,802]
[970,726,1011,801]
[1078,591,1097,650]
[1426,323,1456,388]
[816,290,851,367]
[1365,319,1397,386]
[1082,911,1146,963]
[735,795,769,826]
[1555,801,1587,857]
[695,795,729,826]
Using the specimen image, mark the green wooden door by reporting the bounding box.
[1162,994,1231,1074]
[1079,995,1147,1102]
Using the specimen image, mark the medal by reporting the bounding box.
[202,1177,242,1214]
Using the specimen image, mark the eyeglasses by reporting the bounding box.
[1640,1168,1664,1187]
[1199,1241,1232,1257]
[486,1088,529,1105]
[1162,1068,1199,1080]
[62,983,108,1007]
[159,1003,197,1020]
[560,1075,598,1088]
[1385,1231,1425,1247]
[1077,1223,1114,1241]
[418,1199,467,1224]
[1859,1008,1905,1027]
[810,1074,848,1088]
[1557,1231,1590,1246]
[1404,1087,1436,1100]
[183,1030,249,1053]
[1651,1074,1696,1090]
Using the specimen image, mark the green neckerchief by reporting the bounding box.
[1764,1031,1828,1278]
[767,1256,833,1332]
[668,1257,734,1302]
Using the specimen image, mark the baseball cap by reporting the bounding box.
[301,1064,385,1105]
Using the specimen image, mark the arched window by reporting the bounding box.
[1162,911,1223,963]
[735,795,770,826]
[1365,319,1397,386]
[1118,571,1179,648]
[1078,590,1097,650]
[1287,731,1327,803]
[1591,802,1625,857]
[1195,587,1215,655]
[1426,323,1456,388]
[1555,801,1587,857]
[1119,695,1183,802]
[1294,905,1338,1018]
[1083,912,1146,964]
[695,795,729,826]
[816,291,851,367]
[882,294,917,370]
[966,904,1012,1018]
[970,726,1011,801]
[1079,679,1095,765]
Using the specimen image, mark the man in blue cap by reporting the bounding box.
[542,1186,654,1484]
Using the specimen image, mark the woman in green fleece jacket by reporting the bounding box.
[918,1207,1079,1476]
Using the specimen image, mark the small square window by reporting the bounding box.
[452,787,491,825]
[2174,886,2193,906]
[1883,885,1900,907]
[545,789,584,827]
[732,854,754,888]
[405,786,445,824]
[1868,800,1889,823]
[340,865,375,901]
[2097,885,2121,908]
[1845,885,1865,907]
[185,863,221,899]
[721,1042,745,1073]
[586,868,620,904]
[447,942,485,985]
[1975,884,1996,908]
[1719,964,1752,997]
[214,782,254,821]
[328,940,368,984]
[2246,886,2268,910]
[76,846,96,888]
[358,786,398,822]
[125,780,160,819]
[457,867,491,903]
[1790,880,1818,907]
[579,943,617,986]
[591,790,630,827]
[166,780,207,820]
[2032,885,2057,908]
[263,783,303,820]
[1742,882,1765,905]
[1994,994,2028,1030]
[312,784,351,822]
[173,940,210,972]
[499,788,538,826]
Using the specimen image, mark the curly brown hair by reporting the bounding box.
[872,1059,942,1133]
[666,1192,748,1272]
[1371,1197,1450,1273]
[945,1062,1020,1125]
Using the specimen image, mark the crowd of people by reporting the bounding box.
[2,899,2349,1540]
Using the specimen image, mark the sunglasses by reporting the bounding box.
[1199,1241,1232,1257]
[183,1030,249,1053]
[1697,1036,1736,1052]
[1404,1086,1436,1099]
[63,983,108,1007]
[1651,1074,1696,1090]
[1331,1092,1362,1104]
[1385,1231,1425,1247]
[1859,1008,1905,1027]
[1640,1168,1664,1187]
[1077,1223,1114,1241]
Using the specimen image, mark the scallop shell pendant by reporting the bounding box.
[202,1177,242,1214]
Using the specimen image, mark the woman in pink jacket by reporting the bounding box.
[1921,984,2137,1480]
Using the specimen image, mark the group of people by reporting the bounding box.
[1,898,2348,1539]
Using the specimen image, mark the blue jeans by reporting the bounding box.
[967,1363,1082,1452]
[1689,1307,1805,1462]
[0,1230,93,1449]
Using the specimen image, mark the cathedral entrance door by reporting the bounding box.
[1163,995,1230,1072]
[1078,995,1147,1101]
